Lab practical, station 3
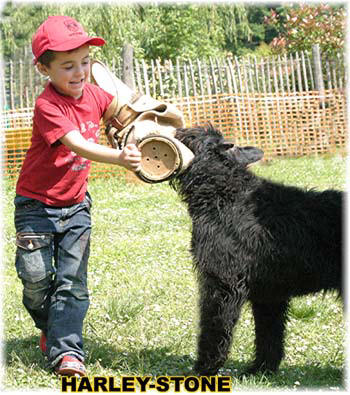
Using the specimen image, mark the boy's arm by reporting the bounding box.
[60,130,141,172]
[102,97,118,124]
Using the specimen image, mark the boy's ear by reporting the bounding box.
[36,62,49,76]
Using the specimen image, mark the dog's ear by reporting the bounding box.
[217,142,234,151]
[233,146,264,166]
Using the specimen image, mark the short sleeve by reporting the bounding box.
[33,100,79,146]
[88,85,114,118]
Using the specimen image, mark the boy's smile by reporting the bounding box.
[38,45,91,99]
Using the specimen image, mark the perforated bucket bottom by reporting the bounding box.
[137,136,181,183]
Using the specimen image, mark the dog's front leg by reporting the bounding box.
[245,300,289,375]
[194,272,247,376]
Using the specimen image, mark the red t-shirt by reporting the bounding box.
[16,82,114,206]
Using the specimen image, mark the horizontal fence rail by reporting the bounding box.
[1,89,347,181]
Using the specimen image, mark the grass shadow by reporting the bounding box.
[5,335,48,369]
[225,360,344,390]
[4,335,345,391]
[84,337,196,376]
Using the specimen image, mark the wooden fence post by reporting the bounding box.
[121,44,143,184]
[122,43,135,90]
[312,44,325,108]
[10,60,15,109]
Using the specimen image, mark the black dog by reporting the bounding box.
[171,125,343,376]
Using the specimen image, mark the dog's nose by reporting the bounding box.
[234,146,264,166]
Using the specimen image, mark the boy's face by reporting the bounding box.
[37,45,90,99]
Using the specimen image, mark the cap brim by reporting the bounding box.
[51,36,105,51]
[33,36,105,64]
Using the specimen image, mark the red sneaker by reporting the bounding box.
[55,355,86,377]
[39,332,47,354]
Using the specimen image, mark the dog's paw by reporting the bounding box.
[193,368,220,377]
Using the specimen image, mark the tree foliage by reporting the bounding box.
[265,3,346,55]
[0,2,144,61]
[0,2,251,62]
[1,2,345,63]
[225,5,280,57]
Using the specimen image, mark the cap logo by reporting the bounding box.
[64,20,80,33]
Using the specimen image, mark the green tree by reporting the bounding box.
[208,4,252,56]
[0,2,253,62]
[265,4,346,55]
[139,4,226,60]
[1,3,49,58]
[230,5,283,56]
[0,2,144,61]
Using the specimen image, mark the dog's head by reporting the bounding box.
[175,124,264,167]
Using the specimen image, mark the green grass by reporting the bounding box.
[2,154,346,391]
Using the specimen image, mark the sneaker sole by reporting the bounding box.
[55,367,86,377]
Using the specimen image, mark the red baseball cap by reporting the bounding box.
[32,16,105,63]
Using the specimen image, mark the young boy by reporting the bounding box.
[14,15,141,376]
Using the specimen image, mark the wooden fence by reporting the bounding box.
[177,90,346,157]
[1,45,347,181]
[1,88,346,180]
[133,47,345,99]
[1,46,346,109]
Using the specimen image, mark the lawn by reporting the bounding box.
[1,154,346,391]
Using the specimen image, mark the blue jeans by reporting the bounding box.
[14,193,92,367]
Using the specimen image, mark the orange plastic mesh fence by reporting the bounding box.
[1,89,346,181]
[176,89,347,158]
[1,108,125,180]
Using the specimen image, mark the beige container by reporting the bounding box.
[91,61,194,183]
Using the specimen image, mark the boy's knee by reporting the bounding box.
[55,284,89,301]
[23,277,53,309]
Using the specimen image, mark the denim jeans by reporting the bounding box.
[14,193,92,367]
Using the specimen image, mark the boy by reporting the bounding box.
[14,15,141,376]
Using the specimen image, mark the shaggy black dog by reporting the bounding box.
[171,125,343,376]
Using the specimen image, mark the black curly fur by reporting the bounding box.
[171,125,343,376]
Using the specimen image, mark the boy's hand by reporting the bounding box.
[118,144,142,172]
